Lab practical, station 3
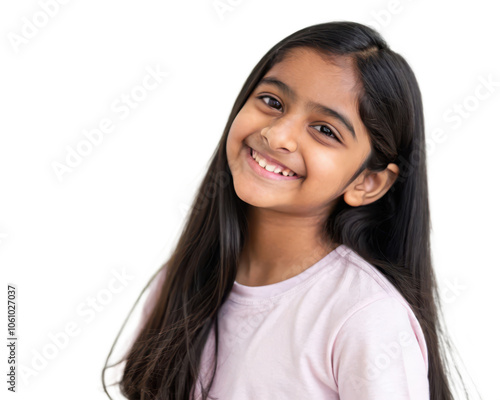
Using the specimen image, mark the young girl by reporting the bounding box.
[103,21,473,400]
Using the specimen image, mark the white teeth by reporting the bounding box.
[251,148,297,177]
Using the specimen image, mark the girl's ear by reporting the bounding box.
[343,163,399,207]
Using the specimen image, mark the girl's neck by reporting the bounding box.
[235,206,337,286]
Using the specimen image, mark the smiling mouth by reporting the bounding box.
[249,147,301,177]
[246,146,303,181]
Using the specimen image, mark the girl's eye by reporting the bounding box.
[257,94,341,143]
[311,125,341,143]
[258,95,283,111]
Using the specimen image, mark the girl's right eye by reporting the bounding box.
[257,95,283,112]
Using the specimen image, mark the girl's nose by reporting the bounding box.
[261,116,300,153]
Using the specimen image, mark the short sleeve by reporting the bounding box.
[332,296,429,399]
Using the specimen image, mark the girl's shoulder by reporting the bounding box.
[328,244,414,313]
[323,246,429,394]
[310,244,427,361]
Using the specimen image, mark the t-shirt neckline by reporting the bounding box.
[228,244,349,304]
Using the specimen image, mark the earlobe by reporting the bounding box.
[343,163,399,207]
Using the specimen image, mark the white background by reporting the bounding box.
[1,0,498,399]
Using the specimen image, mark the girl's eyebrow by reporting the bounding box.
[257,76,357,142]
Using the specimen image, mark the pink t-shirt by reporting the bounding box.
[141,244,430,399]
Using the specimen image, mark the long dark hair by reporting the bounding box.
[102,21,478,400]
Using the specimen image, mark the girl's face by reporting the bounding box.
[226,47,374,219]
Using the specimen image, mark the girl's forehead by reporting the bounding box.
[280,46,353,68]
[259,52,360,107]
[277,47,354,72]
[265,48,359,92]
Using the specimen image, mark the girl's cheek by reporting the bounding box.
[229,117,248,138]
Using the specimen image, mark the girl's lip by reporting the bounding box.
[246,145,302,181]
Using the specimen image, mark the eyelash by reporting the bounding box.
[256,95,342,143]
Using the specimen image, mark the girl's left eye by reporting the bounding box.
[258,95,283,111]
[257,94,341,143]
